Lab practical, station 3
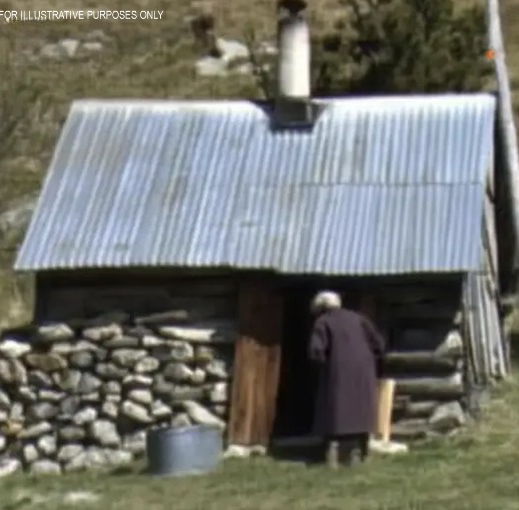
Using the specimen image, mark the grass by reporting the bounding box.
[2,370,519,510]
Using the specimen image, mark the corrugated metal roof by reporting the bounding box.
[15,93,496,274]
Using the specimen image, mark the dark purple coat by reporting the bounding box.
[308,308,385,437]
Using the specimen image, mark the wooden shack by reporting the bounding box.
[14,93,508,449]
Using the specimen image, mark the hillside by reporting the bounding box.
[0,0,517,327]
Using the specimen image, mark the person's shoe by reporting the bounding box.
[326,441,339,469]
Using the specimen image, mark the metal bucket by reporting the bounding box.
[146,424,223,477]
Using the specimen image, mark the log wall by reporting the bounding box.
[365,280,469,441]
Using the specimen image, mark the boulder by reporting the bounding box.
[151,401,172,420]
[429,402,467,432]
[205,359,230,380]
[0,358,27,384]
[0,458,21,477]
[436,330,463,356]
[152,375,175,398]
[101,401,118,420]
[123,374,152,388]
[123,430,146,456]
[60,396,81,417]
[196,346,215,363]
[83,324,122,342]
[216,38,250,63]
[164,362,193,382]
[10,402,24,422]
[134,357,160,374]
[18,386,37,402]
[103,380,122,394]
[39,389,64,402]
[160,326,217,342]
[28,370,53,388]
[58,426,85,442]
[64,447,132,472]
[77,373,102,394]
[195,56,228,77]
[37,435,57,456]
[73,407,98,426]
[0,390,10,409]
[96,363,126,380]
[121,401,153,424]
[170,385,205,403]
[37,323,74,342]
[55,369,81,391]
[0,339,31,358]
[104,336,140,349]
[58,444,85,463]
[142,335,165,347]
[58,38,80,58]
[182,400,225,430]
[70,351,95,369]
[90,420,120,447]
[28,402,58,421]
[128,389,153,406]
[171,413,191,428]
[111,349,147,368]
[25,353,67,372]
[30,459,62,475]
[81,392,101,404]
[18,421,53,439]
[208,382,228,403]
[191,368,206,385]
[169,341,195,362]
[23,444,39,464]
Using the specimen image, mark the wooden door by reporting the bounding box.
[228,279,283,446]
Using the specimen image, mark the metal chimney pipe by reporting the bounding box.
[277,0,310,100]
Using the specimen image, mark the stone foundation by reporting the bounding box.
[0,311,235,474]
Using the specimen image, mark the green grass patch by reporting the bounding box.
[2,371,519,510]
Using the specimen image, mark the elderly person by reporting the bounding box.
[309,291,385,468]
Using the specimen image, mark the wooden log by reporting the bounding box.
[391,418,428,440]
[396,373,464,399]
[389,304,459,321]
[136,299,235,324]
[402,401,438,419]
[391,395,410,412]
[384,351,462,374]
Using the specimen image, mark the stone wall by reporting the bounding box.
[0,310,236,475]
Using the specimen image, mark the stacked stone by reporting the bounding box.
[0,311,234,474]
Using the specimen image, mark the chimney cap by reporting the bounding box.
[278,0,307,14]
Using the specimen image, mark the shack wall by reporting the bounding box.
[0,269,488,473]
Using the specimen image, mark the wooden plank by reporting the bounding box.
[396,374,464,399]
[228,279,283,447]
[227,335,255,444]
[384,351,462,374]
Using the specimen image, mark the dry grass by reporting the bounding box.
[2,370,519,510]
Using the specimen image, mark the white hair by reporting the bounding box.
[311,290,342,314]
